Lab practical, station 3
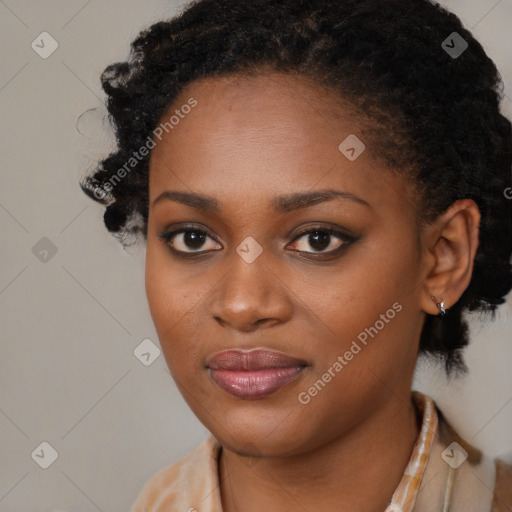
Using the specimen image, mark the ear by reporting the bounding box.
[420,199,481,316]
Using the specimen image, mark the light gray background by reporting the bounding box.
[1,0,511,510]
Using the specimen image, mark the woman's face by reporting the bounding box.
[145,72,429,457]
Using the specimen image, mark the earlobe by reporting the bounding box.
[430,295,447,316]
[420,199,481,316]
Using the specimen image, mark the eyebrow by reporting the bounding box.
[152,188,371,213]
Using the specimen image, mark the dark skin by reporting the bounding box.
[144,72,480,512]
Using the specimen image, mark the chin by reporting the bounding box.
[202,405,316,458]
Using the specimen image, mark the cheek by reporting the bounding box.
[145,237,194,320]
[145,246,171,329]
[144,241,212,374]
[302,235,417,333]
[301,233,421,378]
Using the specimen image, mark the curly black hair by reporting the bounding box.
[80,0,512,375]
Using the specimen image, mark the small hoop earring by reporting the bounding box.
[431,296,447,317]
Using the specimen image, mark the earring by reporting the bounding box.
[431,296,447,317]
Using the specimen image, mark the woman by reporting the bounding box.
[80,0,512,510]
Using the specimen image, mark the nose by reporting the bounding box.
[209,249,293,333]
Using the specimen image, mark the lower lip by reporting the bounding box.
[208,367,305,399]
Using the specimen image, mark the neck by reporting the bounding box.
[219,391,421,512]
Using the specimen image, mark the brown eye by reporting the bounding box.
[159,228,221,254]
[288,228,354,254]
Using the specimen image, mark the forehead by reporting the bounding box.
[148,72,413,216]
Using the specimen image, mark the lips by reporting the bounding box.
[206,349,307,400]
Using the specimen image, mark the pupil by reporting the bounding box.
[309,231,329,251]
[184,231,206,249]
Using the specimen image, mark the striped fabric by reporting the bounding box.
[132,390,508,511]
[385,392,438,512]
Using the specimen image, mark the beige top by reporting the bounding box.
[131,391,512,511]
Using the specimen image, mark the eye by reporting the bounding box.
[158,226,221,255]
[287,227,355,255]
[158,224,357,258]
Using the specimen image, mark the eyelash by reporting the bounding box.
[158,224,358,260]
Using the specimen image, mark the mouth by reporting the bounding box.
[205,348,308,400]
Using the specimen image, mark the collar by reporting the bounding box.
[131,391,497,512]
[385,391,438,512]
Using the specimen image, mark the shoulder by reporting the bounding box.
[130,435,223,512]
[410,393,511,512]
[430,401,512,512]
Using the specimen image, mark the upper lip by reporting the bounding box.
[206,348,308,371]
